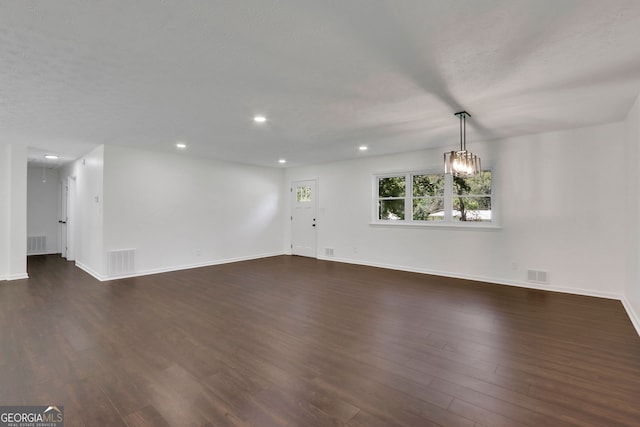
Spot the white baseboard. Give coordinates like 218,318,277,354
319,256,640,337
621,296,640,337
5,273,29,281
76,262,107,281
326,254,640,338
27,251,59,256
317,255,623,301
101,251,286,281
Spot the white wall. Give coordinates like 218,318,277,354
102,145,286,278
0,144,10,279
286,122,626,298
27,166,60,254
624,92,640,333
0,143,28,280
60,145,105,278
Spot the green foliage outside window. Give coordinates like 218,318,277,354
378,176,405,198
376,170,492,223
378,176,406,219
453,171,492,222
412,174,445,221
296,186,312,202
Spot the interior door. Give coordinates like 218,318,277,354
66,176,76,261
59,178,68,258
291,179,317,258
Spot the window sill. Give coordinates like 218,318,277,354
369,221,501,230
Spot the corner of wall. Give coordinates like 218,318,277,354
6,144,28,280
623,91,640,336
60,145,106,278
622,296,640,337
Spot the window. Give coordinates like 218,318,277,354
452,171,492,222
412,173,445,221
374,170,493,225
378,176,406,220
296,186,312,202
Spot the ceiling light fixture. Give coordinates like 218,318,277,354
444,111,480,177
359,145,368,151
254,115,267,123
278,159,286,164
176,142,187,149
44,154,59,160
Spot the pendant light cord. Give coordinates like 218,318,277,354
463,113,466,151
459,114,463,151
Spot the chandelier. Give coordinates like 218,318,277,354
444,111,480,177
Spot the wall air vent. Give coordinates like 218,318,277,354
107,249,136,277
527,269,549,284
27,236,47,255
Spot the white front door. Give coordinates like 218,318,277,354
291,179,317,258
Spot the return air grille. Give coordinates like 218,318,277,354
27,236,46,254
527,269,549,284
107,249,136,276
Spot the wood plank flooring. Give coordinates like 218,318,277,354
1,254,639,426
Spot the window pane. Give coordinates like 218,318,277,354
413,198,444,221
453,170,492,196
379,176,405,198
379,199,405,220
453,197,492,221
296,186,311,202
413,174,444,197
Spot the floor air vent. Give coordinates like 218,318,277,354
107,249,136,277
27,236,47,254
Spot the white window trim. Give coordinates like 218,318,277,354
371,169,499,229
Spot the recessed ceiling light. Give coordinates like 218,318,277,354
44,155,59,159
278,159,286,164
359,145,368,151
254,115,267,123
176,142,187,149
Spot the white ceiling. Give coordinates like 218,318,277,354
3,1,640,168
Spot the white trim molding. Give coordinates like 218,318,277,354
73,253,640,338
319,255,621,300
5,273,29,281
100,251,286,282
317,255,639,337
76,262,106,281
621,296,640,337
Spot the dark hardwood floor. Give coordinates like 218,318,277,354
1,255,639,426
